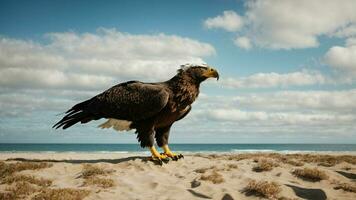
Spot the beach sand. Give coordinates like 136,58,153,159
1,152,355,200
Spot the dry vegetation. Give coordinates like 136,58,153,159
226,153,258,161
83,177,115,189
243,180,281,199
0,161,90,200
292,167,328,182
200,170,224,184
32,188,90,200
81,164,113,178
285,159,304,167
226,163,238,169
253,159,278,172
1,174,52,187
0,161,55,199
0,162,115,199
333,182,356,193
224,153,356,167
80,164,115,188
2,181,37,200
0,161,52,177
194,166,215,173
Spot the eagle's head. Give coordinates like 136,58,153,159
178,63,219,82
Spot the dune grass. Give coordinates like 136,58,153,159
292,167,328,182
1,174,52,187
83,177,115,189
285,159,304,167
225,153,356,166
0,161,54,199
194,166,215,174
226,163,238,169
0,164,112,199
2,181,37,200
253,159,278,172
80,164,115,188
334,182,356,193
0,161,52,178
243,180,281,199
32,188,90,200
81,164,113,178
200,170,224,184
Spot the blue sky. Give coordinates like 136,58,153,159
0,0,356,144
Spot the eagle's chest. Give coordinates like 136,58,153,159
153,84,198,128
174,87,199,109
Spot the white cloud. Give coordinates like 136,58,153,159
245,0,356,49
0,28,215,91
204,10,243,32
187,89,356,135
324,42,356,75
232,90,356,113
221,70,326,88
204,0,356,49
346,37,356,46
0,28,215,118
199,108,356,126
234,36,251,49
0,68,113,90
0,93,74,117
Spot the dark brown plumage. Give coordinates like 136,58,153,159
53,64,219,160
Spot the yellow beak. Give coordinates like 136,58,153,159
203,68,219,80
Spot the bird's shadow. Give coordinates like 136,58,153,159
6,156,159,165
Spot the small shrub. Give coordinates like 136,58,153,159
227,163,238,169
2,174,52,187
253,159,277,172
318,162,334,167
5,181,37,199
0,192,15,200
285,159,304,166
0,162,52,177
292,167,328,181
243,180,281,199
80,164,115,189
226,154,257,161
200,170,224,184
81,164,112,178
194,166,215,174
83,177,115,188
334,182,356,193
33,188,90,200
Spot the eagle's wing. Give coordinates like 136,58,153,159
90,81,169,120
53,81,169,129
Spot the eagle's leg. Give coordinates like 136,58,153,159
149,146,168,160
155,125,183,160
136,123,169,163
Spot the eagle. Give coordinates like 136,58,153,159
53,64,219,163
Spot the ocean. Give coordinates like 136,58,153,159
1,143,356,153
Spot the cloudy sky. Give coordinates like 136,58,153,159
1,0,356,144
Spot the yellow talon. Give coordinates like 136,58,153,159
162,145,182,160
149,146,168,160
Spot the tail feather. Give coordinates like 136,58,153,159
53,99,95,129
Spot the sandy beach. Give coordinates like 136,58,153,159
1,152,355,200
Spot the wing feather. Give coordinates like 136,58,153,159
86,81,170,121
